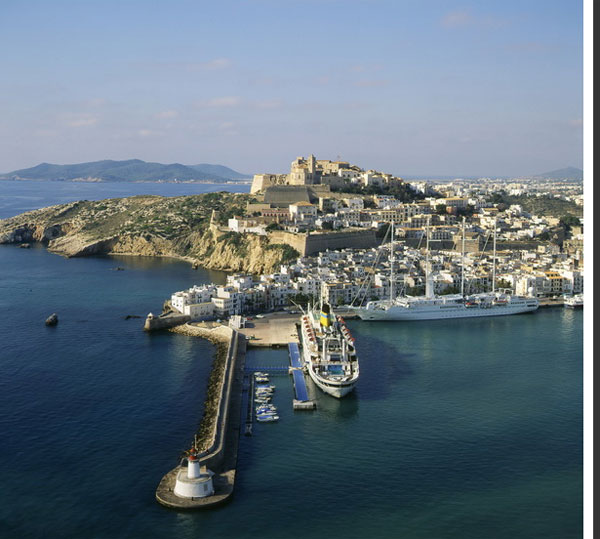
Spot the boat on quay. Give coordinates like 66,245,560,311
299,302,359,398
354,219,539,321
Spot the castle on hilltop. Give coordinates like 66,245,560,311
250,155,401,194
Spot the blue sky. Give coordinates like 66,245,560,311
0,0,584,177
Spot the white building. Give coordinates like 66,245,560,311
183,302,215,320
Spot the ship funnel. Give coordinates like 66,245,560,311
320,303,332,328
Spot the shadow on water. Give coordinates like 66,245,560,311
347,321,416,402
306,376,360,419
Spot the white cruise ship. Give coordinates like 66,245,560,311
299,303,359,398
356,291,539,321
354,218,539,321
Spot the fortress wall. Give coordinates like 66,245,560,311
268,229,377,256
304,230,378,255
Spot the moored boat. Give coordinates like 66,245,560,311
299,302,359,398
564,294,583,309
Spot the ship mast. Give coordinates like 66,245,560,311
425,217,434,299
390,220,394,302
461,216,466,297
492,218,497,293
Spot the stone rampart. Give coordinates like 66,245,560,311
268,229,377,256
144,313,191,331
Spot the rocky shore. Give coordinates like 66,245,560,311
0,194,297,274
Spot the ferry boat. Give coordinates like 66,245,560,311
299,303,359,398
354,218,539,321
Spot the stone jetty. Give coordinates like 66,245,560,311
155,325,247,509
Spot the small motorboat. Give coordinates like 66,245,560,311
256,405,277,413
255,384,275,391
256,414,279,422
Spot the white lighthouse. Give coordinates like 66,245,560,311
173,453,215,499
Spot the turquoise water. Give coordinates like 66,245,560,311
0,182,583,538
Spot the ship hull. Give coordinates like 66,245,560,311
307,367,356,398
356,303,538,321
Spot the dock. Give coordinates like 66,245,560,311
288,342,316,410
237,313,300,347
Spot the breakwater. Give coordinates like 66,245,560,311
144,312,191,331
156,324,247,509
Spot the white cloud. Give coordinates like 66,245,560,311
441,10,506,29
353,79,389,88
85,98,107,107
137,129,163,137
203,96,242,108
66,115,98,128
441,10,474,28
200,57,232,70
155,110,179,119
255,99,283,109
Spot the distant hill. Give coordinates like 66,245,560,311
1,159,250,183
189,163,250,180
534,167,583,181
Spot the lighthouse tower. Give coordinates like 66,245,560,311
173,452,215,499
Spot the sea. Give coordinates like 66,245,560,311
0,180,584,539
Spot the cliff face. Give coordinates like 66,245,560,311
0,194,297,274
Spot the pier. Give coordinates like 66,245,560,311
288,342,316,410
155,328,247,509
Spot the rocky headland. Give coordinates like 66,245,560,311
0,193,298,274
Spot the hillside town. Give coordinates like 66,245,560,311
168,155,584,321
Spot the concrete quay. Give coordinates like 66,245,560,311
155,330,247,510
538,298,565,308
238,313,300,347
234,309,357,348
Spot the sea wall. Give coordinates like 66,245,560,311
156,324,246,509
168,324,242,468
144,313,191,331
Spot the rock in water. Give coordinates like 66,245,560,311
45,313,58,326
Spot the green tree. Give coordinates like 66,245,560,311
376,222,391,239
559,214,581,230
440,286,459,295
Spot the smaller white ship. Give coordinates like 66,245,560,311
564,294,583,309
299,302,359,398
354,218,539,321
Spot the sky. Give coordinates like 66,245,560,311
0,0,585,177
